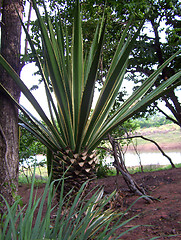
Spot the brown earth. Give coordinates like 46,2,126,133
18,167,181,240
91,167,181,239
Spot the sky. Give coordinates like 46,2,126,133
20,64,49,118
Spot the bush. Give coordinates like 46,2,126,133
96,159,113,178
134,114,173,128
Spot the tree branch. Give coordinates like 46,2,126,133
156,105,179,126
116,135,175,168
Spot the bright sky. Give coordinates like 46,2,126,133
20,63,49,119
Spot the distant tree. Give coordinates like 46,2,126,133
19,113,46,167
27,0,180,125
127,0,181,125
133,114,173,128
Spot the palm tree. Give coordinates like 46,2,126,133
0,0,180,197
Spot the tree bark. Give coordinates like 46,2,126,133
108,135,156,203
0,0,23,213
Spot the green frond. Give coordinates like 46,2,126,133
0,0,180,178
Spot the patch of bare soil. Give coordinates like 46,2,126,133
18,167,181,239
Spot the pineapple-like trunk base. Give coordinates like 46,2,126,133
52,148,97,199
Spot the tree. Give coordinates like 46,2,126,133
19,113,46,181
0,0,180,201
0,0,23,212
30,0,181,125
127,0,181,124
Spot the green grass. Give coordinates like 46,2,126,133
3,172,140,240
18,174,47,186
134,123,181,145
106,163,181,176
128,163,181,174
19,166,48,185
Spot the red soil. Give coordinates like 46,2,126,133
18,167,181,239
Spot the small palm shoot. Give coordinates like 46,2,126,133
0,172,142,240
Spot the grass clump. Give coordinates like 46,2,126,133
1,169,140,240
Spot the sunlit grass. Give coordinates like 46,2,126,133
19,166,48,185
134,123,181,145
106,163,181,176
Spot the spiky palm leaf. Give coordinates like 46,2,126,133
0,0,180,197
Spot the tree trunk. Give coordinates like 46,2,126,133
108,135,156,203
0,0,23,213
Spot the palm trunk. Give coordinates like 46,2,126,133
52,148,97,198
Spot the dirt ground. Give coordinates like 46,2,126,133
18,167,181,239
91,167,181,239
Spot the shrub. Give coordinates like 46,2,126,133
96,159,113,178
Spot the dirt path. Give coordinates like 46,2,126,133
18,167,181,239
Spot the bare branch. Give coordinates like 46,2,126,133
97,146,113,155
116,135,175,168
